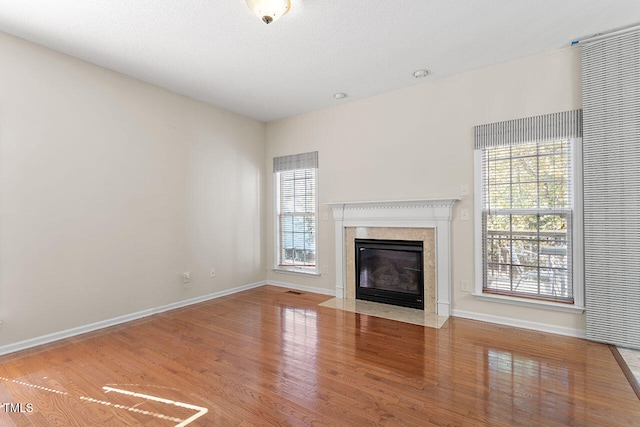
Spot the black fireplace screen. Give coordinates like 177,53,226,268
355,239,424,309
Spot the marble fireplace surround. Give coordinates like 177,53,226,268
328,199,458,316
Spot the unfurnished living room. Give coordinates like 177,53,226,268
1,1,640,426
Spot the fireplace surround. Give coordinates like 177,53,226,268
328,199,458,316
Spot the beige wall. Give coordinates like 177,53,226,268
265,47,585,332
0,33,266,346
0,30,586,349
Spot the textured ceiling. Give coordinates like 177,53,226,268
1,1,639,122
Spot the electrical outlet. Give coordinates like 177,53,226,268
322,265,329,275
183,272,191,283
460,279,470,292
210,267,216,278
460,184,469,197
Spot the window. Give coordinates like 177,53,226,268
274,152,318,274
474,111,583,306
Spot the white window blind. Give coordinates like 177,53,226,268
474,110,582,304
274,152,318,272
582,29,640,349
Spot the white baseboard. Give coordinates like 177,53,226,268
452,309,587,339
0,284,587,356
0,281,266,356
265,280,335,296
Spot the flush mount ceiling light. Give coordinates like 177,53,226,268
333,92,347,100
245,0,291,24
413,69,431,78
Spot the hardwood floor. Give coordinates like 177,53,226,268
0,285,639,426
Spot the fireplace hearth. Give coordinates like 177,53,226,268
356,239,424,310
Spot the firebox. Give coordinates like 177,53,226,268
355,238,424,310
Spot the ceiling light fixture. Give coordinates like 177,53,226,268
413,69,430,78
245,0,291,24
333,92,347,100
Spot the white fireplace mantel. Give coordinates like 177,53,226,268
327,198,459,316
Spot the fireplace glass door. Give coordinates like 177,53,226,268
355,239,424,309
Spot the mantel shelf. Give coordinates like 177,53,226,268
325,198,459,208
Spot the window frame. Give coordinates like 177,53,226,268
273,166,319,276
473,137,584,312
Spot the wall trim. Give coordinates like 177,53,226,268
0,282,586,356
0,281,266,356
0,281,333,356
452,309,586,339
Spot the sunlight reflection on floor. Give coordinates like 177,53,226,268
0,376,208,426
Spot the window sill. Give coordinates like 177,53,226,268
272,268,321,277
471,292,585,314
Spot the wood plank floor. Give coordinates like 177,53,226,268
0,285,639,426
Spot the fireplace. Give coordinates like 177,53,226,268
328,199,458,316
356,239,424,309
